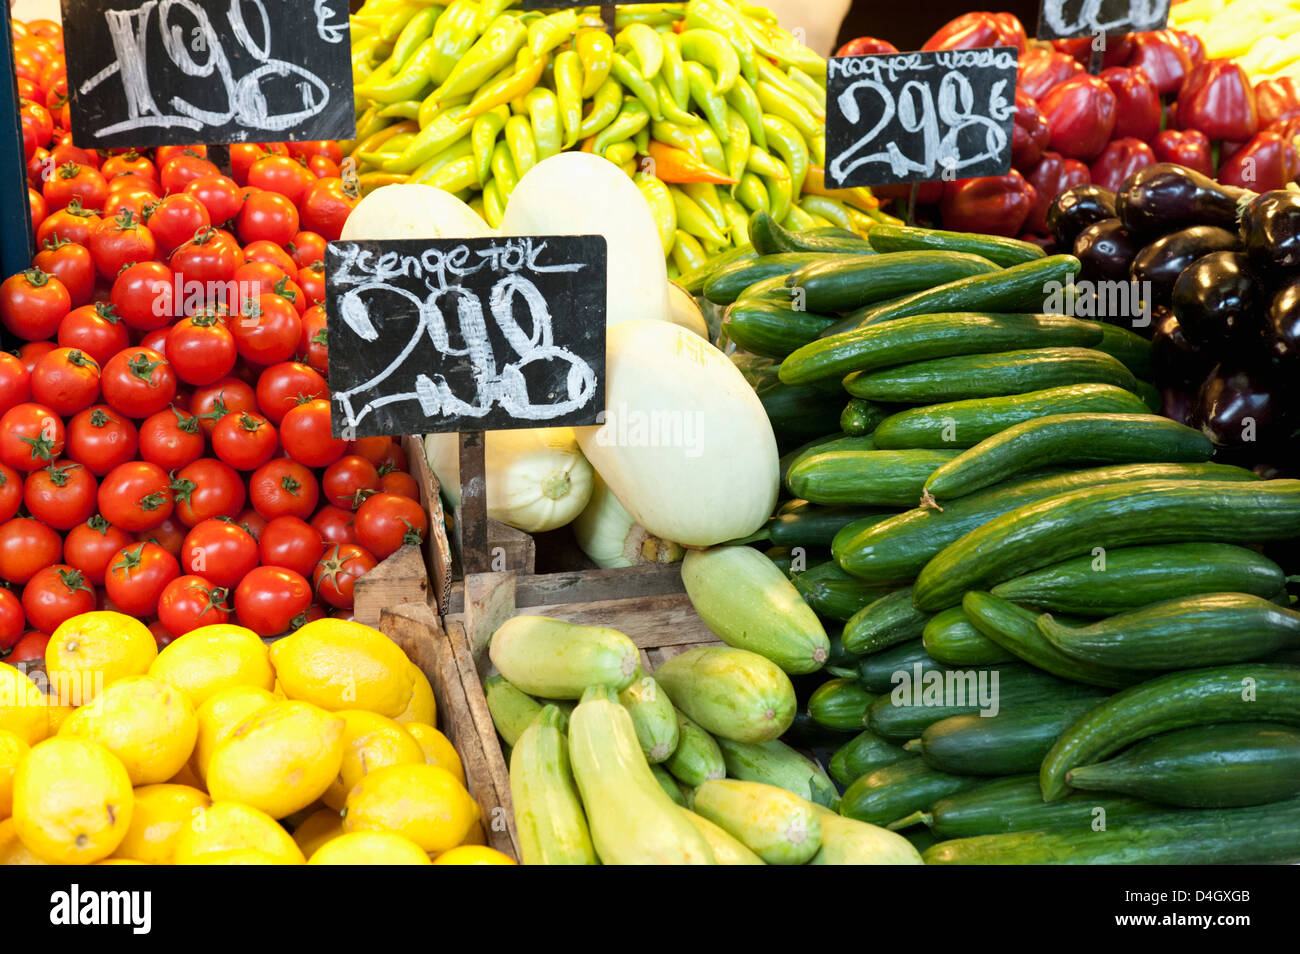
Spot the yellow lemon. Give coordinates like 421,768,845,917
292,807,344,857
167,760,205,790
460,819,486,847
46,612,156,704
394,665,436,725
343,763,479,853
179,848,293,865
59,676,197,785
404,723,465,785
432,845,517,865
172,801,304,864
308,831,432,865
0,663,47,744
0,729,30,819
190,686,277,782
12,737,133,864
205,701,345,818
97,858,148,864
0,817,46,865
269,619,414,717
322,710,424,810
41,693,75,734
148,624,274,707
111,784,211,864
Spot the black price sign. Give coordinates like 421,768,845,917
325,236,607,439
825,47,1019,190
1037,0,1172,40
60,0,355,149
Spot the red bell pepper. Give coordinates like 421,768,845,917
1256,78,1300,128
991,13,1029,54
940,170,1037,237
1124,30,1191,97
835,36,900,58
1175,59,1258,143
871,181,944,204
1052,34,1134,70
1217,130,1300,192
1152,128,1214,177
1018,48,1084,101
922,12,1025,53
1100,66,1162,143
1012,89,1051,170
1171,29,1206,69
1089,137,1159,192
1024,151,1091,235
1268,117,1300,144
1039,74,1118,162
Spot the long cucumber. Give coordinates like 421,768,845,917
857,639,946,694
703,252,831,305
921,607,1014,666
839,757,983,827
786,448,959,507
922,775,1154,839
1083,320,1153,377
807,677,876,730
787,251,1001,313
916,700,1103,777
865,223,1046,266
769,501,896,549
842,587,931,655
829,729,913,786
791,560,894,621
840,398,891,435
723,299,836,358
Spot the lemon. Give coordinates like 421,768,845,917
112,784,211,863
0,663,47,744
97,858,148,864
12,737,134,864
172,801,304,864
190,686,277,782
179,848,293,865
343,763,479,853
46,612,156,704
59,676,198,785
0,729,30,819
460,819,486,847
394,665,436,725
308,831,432,865
0,817,46,865
404,723,466,785
206,701,345,818
433,845,517,865
269,619,414,717
148,624,274,707
167,760,205,790
41,693,75,735
322,710,424,810
292,807,344,857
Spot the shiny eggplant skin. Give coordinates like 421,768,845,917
1269,278,1300,360
1240,190,1300,273
1130,225,1240,307
1151,309,1217,389
1074,218,1141,284
1170,251,1264,346
1047,184,1118,250
1193,361,1293,453
1115,163,1248,234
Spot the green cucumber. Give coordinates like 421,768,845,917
786,448,959,507
1037,593,1300,670
676,243,755,295
764,546,797,576
838,462,1257,586
779,312,1104,386
917,700,1103,777
842,587,931,655
655,646,798,744
619,670,681,763
787,251,1000,313
840,757,983,827
1039,663,1300,800
758,378,847,444
1065,722,1300,808
843,347,1141,404
923,413,1214,502
715,737,840,808
840,398,890,436
778,433,860,488
914,478,1300,611
829,729,913,786
990,543,1287,614
922,775,1153,839
781,711,859,750
749,211,875,255
921,607,1014,666
1082,320,1153,377
703,252,837,305
791,560,894,621
663,709,726,788
871,384,1151,450
824,627,857,676
850,254,1081,325
769,501,895,549
807,677,876,730
723,299,837,358
857,639,946,694
865,223,1046,266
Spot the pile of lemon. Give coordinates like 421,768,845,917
0,611,514,865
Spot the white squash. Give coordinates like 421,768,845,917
425,428,594,533
501,153,670,327
667,282,710,339
341,183,496,241
575,320,779,547
573,474,684,569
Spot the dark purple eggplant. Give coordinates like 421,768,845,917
1170,251,1264,346
1151,309,1217,388
1193,361,1290,450
1269,278,1300,358
1073,218,1140,284
1160,388,1197,427
1114,163,1248,235
1130,225,1239,307
1046,184,1117,250
1240,190,1300,272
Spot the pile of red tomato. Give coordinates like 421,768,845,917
1,19,429,659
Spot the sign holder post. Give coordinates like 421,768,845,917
458,432,490,575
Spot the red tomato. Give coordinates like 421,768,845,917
286,141,342,165
243,239,298,278
42,161,107,212
234,565,312,636
105,541,179,616
211,411,277,471
377,468,420,500
172,458,245,527
258,515,324,579
313,543,376,609
101,185,156,221
0,402,65,471
295,262,324,308
137,407,205,470
24,460,97,530
65,405,139,476
307,155,341,180
157,574,232,635
190,376,257,435
0,589,25,651
64,515,135,586
183,174,243,227
249,458,318,521
234,508,267,542
322,455,380,510
255,361,326,425
169,227,241,287
36,202,100,247
236,191,299,246
159,153,221,194
33,239,94,306
156,145,207,166
299,178,357,241
19,100,53,159
88,208,156,279
100,347,176,419
17,342,57,376
180,518,259,588
0,463,21,522
110,262,174,332
28,187,47,235
279,398,344,468
7,630,50,662
57,303,130,367
0,517,62,584
135,513,187,559
166,309,237,386
229,144,271,185
246,156,314,206
98,461,173,533
144,192,210,256
50,143,100,173
147,620,177,649
354,492,428,560
296,305,328,374
22,564,96,634
0,354,31,417
232,292,301,366
30,346,100,416
288,231,327,271
310,505,358,547
374,441,409,474
101,150,157,183
0,267,71,342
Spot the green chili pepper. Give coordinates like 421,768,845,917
671,186,729,248
378,1,424,43
412,135,476,183
784,203,818,231
761,113,809,200
787,65,827,109
528,9,577,57
724,76,767,151
434,14,527,105
651,119,705,161
635,171,678,255
593,98,650,156
797,195,857,233
504,114,538,177
428,154,479,193
723,107,751,186
377,100,422,120
677,29,739,95
576,77,623,140
389,5,442,73
523,87,562,160
747,147,793,223
430,0,487,85
472,105,509,188
717,190,752,245
756,56,825,122
671,228,708,273
418,89,470,129
694,123,728,176
617,23,663,81
654,76,703,127
682,182,728,233
809,134,826,168
576,28,614,99
683,1,758,85
490,141,519,197
482,179,505,228
381,105,475,173
604,141,638,167
755,80,819,140
659,31,689,109
614,5,682,29
683,61,729,144
357,37,437,103
554,50,584,148
610,54,664,122
634,126,650,154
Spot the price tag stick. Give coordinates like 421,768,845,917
602,4,616,35
208,143,233,177
1088,43,1104,75
458,430,492,575
906,182,920,226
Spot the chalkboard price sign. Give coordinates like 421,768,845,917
1037,0,1172,40
60,0,355,149
825,47,1019,190
326,236,607,439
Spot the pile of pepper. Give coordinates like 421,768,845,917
347,0,895,278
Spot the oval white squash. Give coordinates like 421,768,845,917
341,183,496,241
501,153,670,327
667,282,710,339
425,428,594,533
575,320,779,547
573,473,684,569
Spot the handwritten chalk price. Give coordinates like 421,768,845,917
1036,0,1172,40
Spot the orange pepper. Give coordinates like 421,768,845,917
645,141,735,185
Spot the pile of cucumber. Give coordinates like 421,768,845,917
692,213,1300,864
